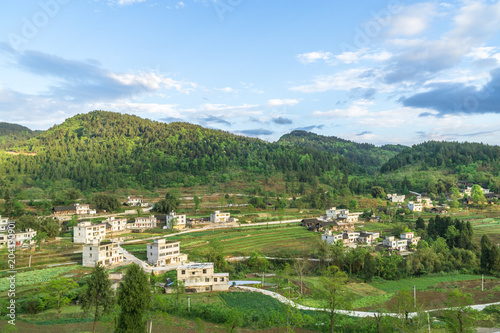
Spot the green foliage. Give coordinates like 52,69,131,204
1,111,351,191
0,265,77,292
80,263,115,333
153,191,180,214
92,193,120,212
116,263,151,333
42,277,79,318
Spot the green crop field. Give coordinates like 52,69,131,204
0,265,80,292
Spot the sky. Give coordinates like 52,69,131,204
2,0,500,146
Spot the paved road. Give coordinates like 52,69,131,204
236,286,500,319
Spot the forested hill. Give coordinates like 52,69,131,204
278,130,406,173
0,111,356,191
0,122,37,149
380,141,500,174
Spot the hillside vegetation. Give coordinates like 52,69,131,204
0,111,354,191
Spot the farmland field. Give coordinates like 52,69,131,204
123,224,319,258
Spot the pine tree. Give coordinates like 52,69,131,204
81,263,115,333
116,264,151,333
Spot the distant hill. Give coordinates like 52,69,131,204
278,130,406,173
0,111,354,191
0,122,38,149
381,141,500,174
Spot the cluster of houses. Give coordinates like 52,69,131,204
301,207,361,232
321,229,421,252
0,215,37,249
81,237,229,293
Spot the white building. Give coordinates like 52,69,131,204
387,193,406,203
128,215,157,229
358,231,380,245
166,211,187,230
147,239,187,266
401,232,421,247
408,201,423,212
0,229,37,248
325,207,361,222
321,232,344,244
127,196,143,206
104,217,128,234
210,211,230,223
0,215,10,232
75,203,94,215
82,240,123,267
73,221,107,244
176,263,229,293
383,236,409,251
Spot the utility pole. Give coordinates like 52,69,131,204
414,285,416,308
482,274,484,291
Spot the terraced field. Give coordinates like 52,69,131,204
122,225,319,259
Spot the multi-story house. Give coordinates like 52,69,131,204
147,239,187,266
408,201,423,212
104,217,128,234
128,215,157,229
166,211,187,230
0,229,37,248
210,211,230,223
400,232,421,247
387,193,406,203
358,231,380,245
324,207,360,223
73,221,107,244
321,232,344,244
175,262,229,293
82,240,123,267
127,196,143,206
383,236,409,251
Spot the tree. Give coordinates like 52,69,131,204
81,263,115,333
116,264,151,333
293,256,311,295
43,277,78,318
363,252,376,282
32,232,47,250
371,186,386,199
314,266,352,333
480,235,499,273
193,195,200,210
207,240,226,271
92,193,120,212
471,184,486,205
154,192,180,214
442,289,477,333
394,289,415,330
416,217,425,231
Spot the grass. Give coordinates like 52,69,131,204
369,274,494,293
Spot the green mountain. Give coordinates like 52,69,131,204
0,111,354,191
278,130,406,174
0,122,37,149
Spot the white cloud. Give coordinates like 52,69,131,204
387,2,438,37
291,68,393,93
313,100,373,118
296,51,332,64
267,98,300,107
112,0,146,5
334,48,392,64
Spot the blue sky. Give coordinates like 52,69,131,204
2,0,500,146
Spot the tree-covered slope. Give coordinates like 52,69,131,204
381,141,500,174
0,111,355,191
0,122,38,149
278,130,406,173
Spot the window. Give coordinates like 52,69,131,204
214,278,217,282
192,272,195,275
89,247,92,250
220,278,224,282
205,278,209,282
203,269,207,274
89,254,92,257
205,287,210,291
181,270,186,275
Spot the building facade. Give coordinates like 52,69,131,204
210,211,230,223
128,215,157,229
82,240,123,267
73,221,107,244
166,211,187,230
0,229,37,248
176,262,229,292
147,239,187,266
